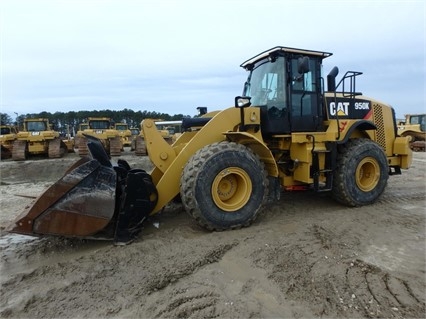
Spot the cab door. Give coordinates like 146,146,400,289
289,57,323,132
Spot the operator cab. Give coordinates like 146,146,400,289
239,46,332,135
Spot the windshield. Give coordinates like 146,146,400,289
243,56,286,107
90,121,110,129
1,127,11,135
116,125,128,131
27,121,47,132
411,114,426,132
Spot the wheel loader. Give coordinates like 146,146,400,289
0,125,18,159
76,117,122,157
397,114,425,151
11,118,67,161
9,46,412,245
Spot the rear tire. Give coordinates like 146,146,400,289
332,139,388,206
180,141,268,231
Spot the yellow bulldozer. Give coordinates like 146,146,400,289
129,127,140,151
0,125,18,159
9,46,412,245
76,117,122,157
397,114,425,151
73,123,89,151
133,119,174,156
114,122,132,148
11,118,68,161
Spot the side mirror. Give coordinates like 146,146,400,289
235,96,251,108
297,56,310,74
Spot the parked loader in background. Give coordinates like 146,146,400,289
115,123,132,148
11,118,67,161
397,114,425,151
0,125,18,159
76,117,122,157
10,46,412,245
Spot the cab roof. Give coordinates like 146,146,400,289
240,46,332,68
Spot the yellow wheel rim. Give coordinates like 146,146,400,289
211,167,252,212
355,157,380,192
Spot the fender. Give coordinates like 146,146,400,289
338,120,376,144
144,107,251,215
224,131,279,177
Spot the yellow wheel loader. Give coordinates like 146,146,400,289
11,118,67,161
76,117,122,157
9,46,412,244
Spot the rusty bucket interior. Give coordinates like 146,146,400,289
9,137,119,239
9,135,158,244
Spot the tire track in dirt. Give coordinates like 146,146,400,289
249,223,425,318
0,237,237,318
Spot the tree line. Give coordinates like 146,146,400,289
0,108,190,133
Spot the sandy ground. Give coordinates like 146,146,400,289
0,150,425,319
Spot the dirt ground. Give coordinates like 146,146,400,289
0,150,425,319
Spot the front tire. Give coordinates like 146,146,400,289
332,139,388,206
180,141,268,231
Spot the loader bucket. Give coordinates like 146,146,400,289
9,135,158,244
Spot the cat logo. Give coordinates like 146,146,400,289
329,101,349,117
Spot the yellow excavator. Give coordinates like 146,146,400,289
9,46,412,244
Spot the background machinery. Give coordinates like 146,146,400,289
10,46,412,244
76,117,122,157
11,118,67,161
74,123,89,150
133,120,175,156
129,127,140,151
0,125,18,159
397,114,425,151
115,123,132,148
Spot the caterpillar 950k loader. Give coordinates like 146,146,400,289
9,46,412,244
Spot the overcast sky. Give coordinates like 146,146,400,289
1,0,425,120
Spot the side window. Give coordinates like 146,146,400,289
290,57,320,118
291,59,317,92
411,116,419,125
